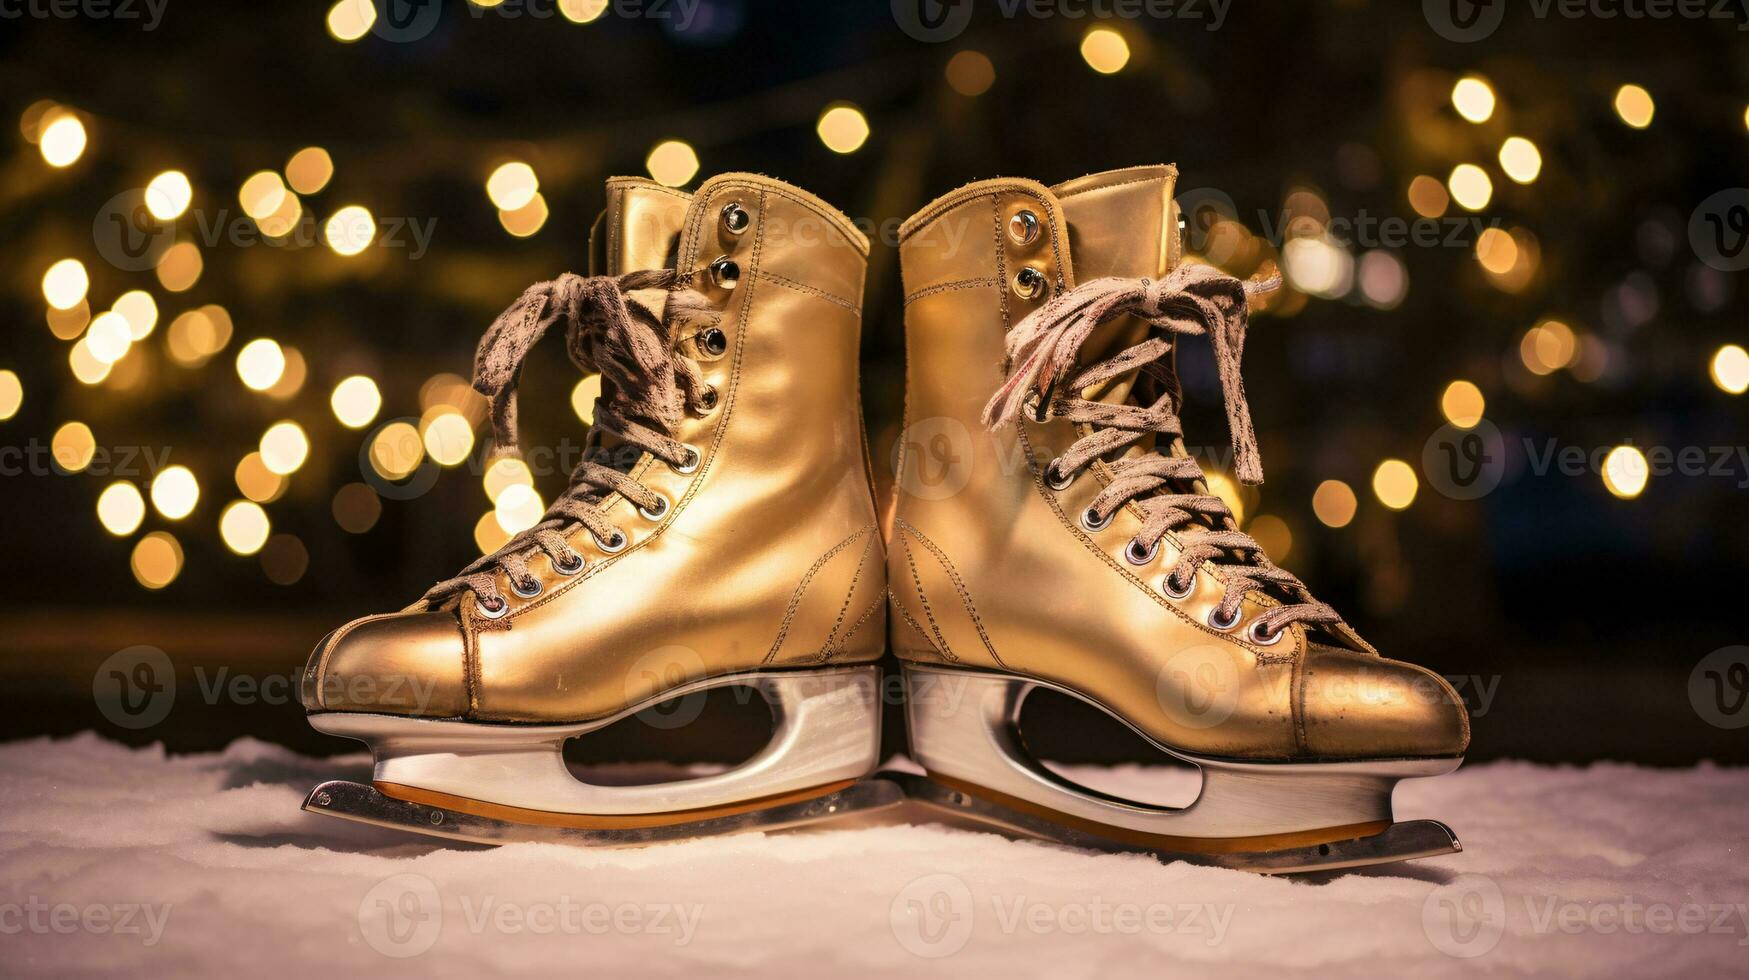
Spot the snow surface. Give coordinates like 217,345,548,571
2,734,1746,978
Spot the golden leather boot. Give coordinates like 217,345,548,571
299,174,896,844
889,166,1470,872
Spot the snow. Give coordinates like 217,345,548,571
2,734,1745,978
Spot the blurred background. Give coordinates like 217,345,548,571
3,0,1745,767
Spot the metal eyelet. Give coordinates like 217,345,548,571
1079,507,1112,533
699,328,728,358
708,256,740,290
593,529,628,554
638,494,669,521
1125,538,1160,566
1013,266,1048,300
553,551,585,576
1163,570,1196,600
475,595,509,620
1209,606,1242,631
1044,457,1076,491
671,445,701,474
511,576,543,599
1250,620,1285,646
1008,210,1040,246
721,202,750,236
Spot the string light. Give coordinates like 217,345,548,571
1312,480,1358,529
1451,76,1496,123
1372,459,1419,511
324,205,376,256
219,501,272,555
816,104,870,154
42,258,89,310
150,465,201,520
486,161,539,211
1080,27,1130,74
1498,137,1543,184
1602,445,1649,499
39,112,86,167
331,375,383,428
326,0,375,41
236,338,287,391
1448,164,1493,211
131,532,183,590
1441,380,1486,428
1613,84,1654,129
144,170,193,220
1710,344,1749,395
0,370,20,421
97,481,147,536
260,421,311,475
646,140,700,187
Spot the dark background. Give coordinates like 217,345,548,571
3,0,1746,766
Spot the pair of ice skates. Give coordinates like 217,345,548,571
301,167,1469,873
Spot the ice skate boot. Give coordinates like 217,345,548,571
888,166,1469,872
300,174,898,845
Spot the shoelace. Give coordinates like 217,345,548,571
983,263,1343,641
423,269,719,613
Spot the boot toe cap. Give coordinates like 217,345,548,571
1299,646,1470,760
300,611,469,718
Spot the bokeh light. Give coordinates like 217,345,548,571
52,421,96,472
1080,27,1130,74
1357,251,1408,309
331,375,383,428
1711,344,1749,395
1372,459,1419,511
39,113,86,167
559,0,609,22
1407,175,1449,218
113,290,159,340
97,482,146,536
145,170,193,220
86,312,134,365
475,511,512,553
499,193,550,237
816,104,870,154
1475,227,1519,275
1312,479,1358,529
484,456,534,503
42,258,89,310
260,534,310,585
47,301,90,340
324,205,376,256
646,140,700,187
69,340,111,385
285,146,334,194
236,338,286,391
572,374,602,424
1613,84,1655,129
1246,514,1292,562
1441,380,1486,428
494,483,545,535
1448,164,1493,211
0,370,20,421
156,242,203,292
220,500,271,555
260,421,310,475
326,0,375,41
234,452,287,503
239,170,288,220
150,465,200,520
1451,76,1496,123
1520,319,1578,375
422,410,475,466
945,50,995,96
131,532,183,590
1498,137,1543,184
486,161,539,211
332,482,382,533
1602,445,1649,499
370,421,425,480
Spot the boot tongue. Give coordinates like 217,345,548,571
591,178,691,276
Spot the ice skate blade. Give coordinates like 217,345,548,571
894,773,1460,874
302,777,904,847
